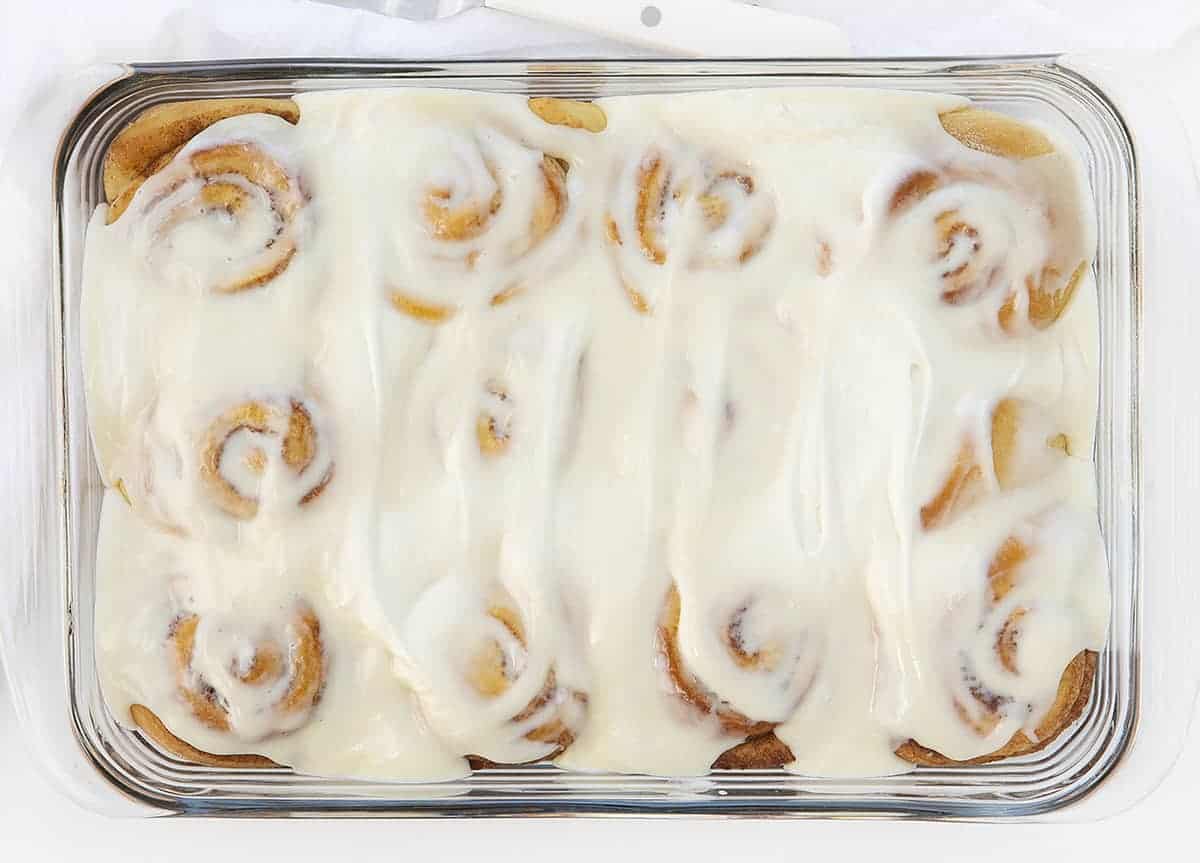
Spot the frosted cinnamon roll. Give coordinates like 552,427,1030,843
897,507,1104,765
112,116,306,295
103,97,300,221
657,584,818,752
920,397,1070,530
160,602,325,742
883,156,1088,333
403,579,587,764
115,394,334,534
606,147,775,313
199,397,335,521
389,129,571,322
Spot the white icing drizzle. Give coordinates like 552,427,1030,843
82,88,1109,780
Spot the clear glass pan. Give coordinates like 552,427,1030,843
11,56,1190,820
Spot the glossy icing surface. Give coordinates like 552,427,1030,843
83,88,1109,779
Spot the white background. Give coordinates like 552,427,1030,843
3,0,1200,858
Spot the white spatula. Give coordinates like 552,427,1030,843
310,0,850,56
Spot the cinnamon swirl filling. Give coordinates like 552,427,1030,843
166,603,325,742
199,397,334,521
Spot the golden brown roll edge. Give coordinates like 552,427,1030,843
103,97,301,223
894,648,1098,767
711,732,796,770
937,107,1055,160
129,703,277,769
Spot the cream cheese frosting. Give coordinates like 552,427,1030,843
82,87,1109,780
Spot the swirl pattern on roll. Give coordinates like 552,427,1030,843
401,578,587,765
657,584,820,739
388,126,574,323
606,145,776,314
166,603,325,742
199,397,335,521
115,114,307,295
880,157,1089,334
920,398,1071,530
895,506,1104,764
112,393,335,538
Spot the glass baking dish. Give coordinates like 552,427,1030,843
8,56,1199,820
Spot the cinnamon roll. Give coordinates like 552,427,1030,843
884,155,1088,333
404,579,587,764
389,131,571,322
897,508,1103,765
657,584,817,765
163,603,326,742
112,119,306,295
920,397,1070,530
115,394,335,534
103,97,300,222
199,397,335,521
606,147,775,313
